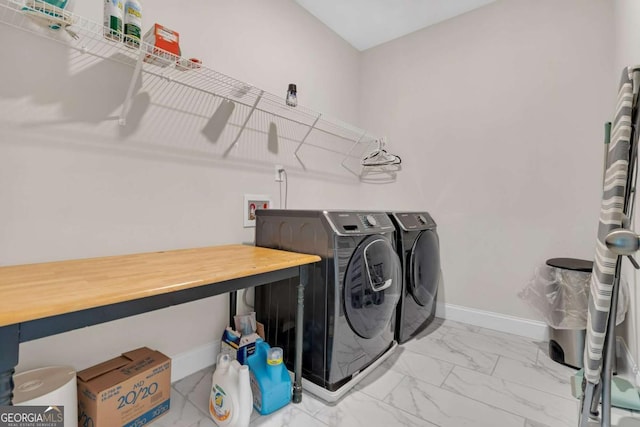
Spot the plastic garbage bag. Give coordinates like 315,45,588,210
519,264,628,329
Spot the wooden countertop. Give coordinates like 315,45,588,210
0,245,320,327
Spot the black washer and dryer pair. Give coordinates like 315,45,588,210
388,212,441,343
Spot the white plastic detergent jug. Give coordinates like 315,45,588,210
210,353,253,427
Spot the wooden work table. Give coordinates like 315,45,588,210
0,244,320,405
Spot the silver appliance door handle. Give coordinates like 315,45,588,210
363,238,393,292
372,278,392,292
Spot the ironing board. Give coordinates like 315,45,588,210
580,66,640,426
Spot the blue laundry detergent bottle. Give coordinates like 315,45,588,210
247,340,292,415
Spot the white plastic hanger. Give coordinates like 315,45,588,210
361,138,401,167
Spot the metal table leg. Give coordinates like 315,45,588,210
292,266,308,404
0,325,20,405
229,291,238,327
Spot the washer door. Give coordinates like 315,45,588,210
409,230,440,307
344,235,401,339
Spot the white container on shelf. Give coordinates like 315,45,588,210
21,0,74,30
123,0,141,48
103,0,123,41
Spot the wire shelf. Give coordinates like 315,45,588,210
0,0,392,176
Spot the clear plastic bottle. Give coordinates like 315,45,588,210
286,83,297,107
123,0,142,48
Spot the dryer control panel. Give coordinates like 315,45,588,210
324,211,395,235
391,212,437,231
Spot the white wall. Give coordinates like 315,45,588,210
613,0,640,376
0,0,364,375
0,0,620,380
358,0,615,319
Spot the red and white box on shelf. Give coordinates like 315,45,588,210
143,23,181,67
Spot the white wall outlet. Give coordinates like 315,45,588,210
275,165,284,182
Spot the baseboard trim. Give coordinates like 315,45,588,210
170,342,218,383
436,302,549,341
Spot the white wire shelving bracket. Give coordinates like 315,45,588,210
0,0,394,176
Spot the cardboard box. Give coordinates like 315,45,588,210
143,23,181,67
77,347,171,427
220,323,265,365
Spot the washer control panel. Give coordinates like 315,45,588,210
392,212,437,231
363,214,377,227
325,212,394,235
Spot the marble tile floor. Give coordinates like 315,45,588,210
157,318,640,427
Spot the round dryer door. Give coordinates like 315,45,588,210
409,230,440,308
344,235,401,339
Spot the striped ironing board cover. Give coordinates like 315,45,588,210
584,66,638,384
